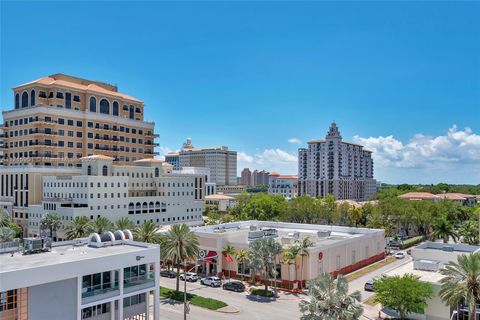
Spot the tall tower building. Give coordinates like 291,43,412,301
240,168,252,186
178,139,237,186
2,73,158,167
298,123,375,200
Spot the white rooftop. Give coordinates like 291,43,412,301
385,261,445,284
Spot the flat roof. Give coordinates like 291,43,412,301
193,220,384,248
385,262,445,284
0,240,158,274
416,242,480,253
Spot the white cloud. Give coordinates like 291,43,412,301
238,148,297,174
288,138,302,144
353,125,480,183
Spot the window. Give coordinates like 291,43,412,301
65,92,71,109
73,95,80,102
68,119,73,126
77,121,82,127
87,166,92,175
99,99,110,114
15,93,19,109
102,165,108,176
30,90,35,106
135,107,141,113
21,92,28,108
58,118,65,125
129,106,134,119
113,101,119,116
89,97,96,112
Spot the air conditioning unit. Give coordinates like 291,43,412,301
317,230,331,238
414,259,441,272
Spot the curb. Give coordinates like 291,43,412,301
216,306,241,313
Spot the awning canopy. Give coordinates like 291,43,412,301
223,253,233,263
200,250,218,263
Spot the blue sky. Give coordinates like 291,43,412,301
1,1,479,184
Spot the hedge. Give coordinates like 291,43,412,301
249,288,275,297
399,235,424,249
160,287,227,310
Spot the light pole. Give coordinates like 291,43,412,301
183,262,200,320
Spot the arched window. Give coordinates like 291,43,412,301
129,106,135,119
100,99,110,115
21,92,28,108
15,94,19,109
102,165,108,176
87,165,92,176
155,167,159,177
89,97,97,112
30,90,35,106
135,107,141,113
112,101,119,116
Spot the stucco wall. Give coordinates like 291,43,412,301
28,278,77,320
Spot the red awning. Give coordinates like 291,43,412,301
201,251,218,263
223,253,233,263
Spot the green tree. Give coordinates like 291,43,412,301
459,220,479,245
297,237,314,289
0,227,16,242
299,273,363,320
115,217,136,230
248,238,282,292
134,221,160,243
374,274,433,319
65,216,92,240
159,224,199,292
431,216,458,243
222,244,236,279
281,248,296,290
89,216,113,234
235,249,250,282
348,206,362,227
439,253,480,320
40,212,62,240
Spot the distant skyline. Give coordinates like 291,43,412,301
1,1,479,184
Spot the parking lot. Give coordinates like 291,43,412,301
159,275,304,320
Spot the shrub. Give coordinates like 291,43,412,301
250,288,275,297
400,235,424,249
160,287,227,310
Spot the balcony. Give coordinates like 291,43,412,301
123,271,155,293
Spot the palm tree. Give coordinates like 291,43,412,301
89,217,113,234
248,238,283,292
159,224,199,292
299,273,363,320
439,253,480,320
348,206,362,227
40,212,62,240
281,248,296,290
115,217,136,231
431,216,458,243
222,244,236,280
65,216,92,240
235,249,250,282
0,227,16,242
134,221,160,243
0,210,11,227
297,236,314,289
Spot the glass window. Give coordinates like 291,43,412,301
15,93,19,109
89,97,96,112
99,99,110,114
21,92,28,108
73,95,80,102
65,92,71,109
30,90,35,106
129,106,135,119
113,101,119,116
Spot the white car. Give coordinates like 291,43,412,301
180,272,198,282
200,276,222,287
394,252,405,259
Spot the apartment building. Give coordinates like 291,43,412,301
0,128,4,166
252,169,269,186
178,138,237,186
298,123,376,201
240,168,252,186
268,172,298,199
0,231,160,320
26,155,205,238
2,73,158,167
177,167,216,196
165,152,179,170
193,221,385,286
0,166,80,235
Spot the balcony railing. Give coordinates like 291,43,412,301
123,271,155,288
82,283,119,298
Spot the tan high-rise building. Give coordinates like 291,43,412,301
240,168,252,186
2,73,158,167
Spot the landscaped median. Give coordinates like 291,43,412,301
345,256,396,282
249,288,275,298
160,286,228,310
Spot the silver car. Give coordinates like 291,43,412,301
201,276,222,287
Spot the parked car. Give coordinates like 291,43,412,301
222,281,245,292
160,269,177,278
364,280,375,292
180,272,199,282
394,252,405,259
201,276,222,287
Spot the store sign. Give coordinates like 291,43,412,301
248,228,278,240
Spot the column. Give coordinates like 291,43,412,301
118,268,124,320
216,250,222,276
77,276,82,320
153,262,160,320
110,300,115,320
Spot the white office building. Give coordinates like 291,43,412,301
298,123,376,201
268,173,298,199
178,138,237,186
27,155,205,238
0,231,160,320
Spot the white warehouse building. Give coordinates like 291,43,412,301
27,155,205,238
